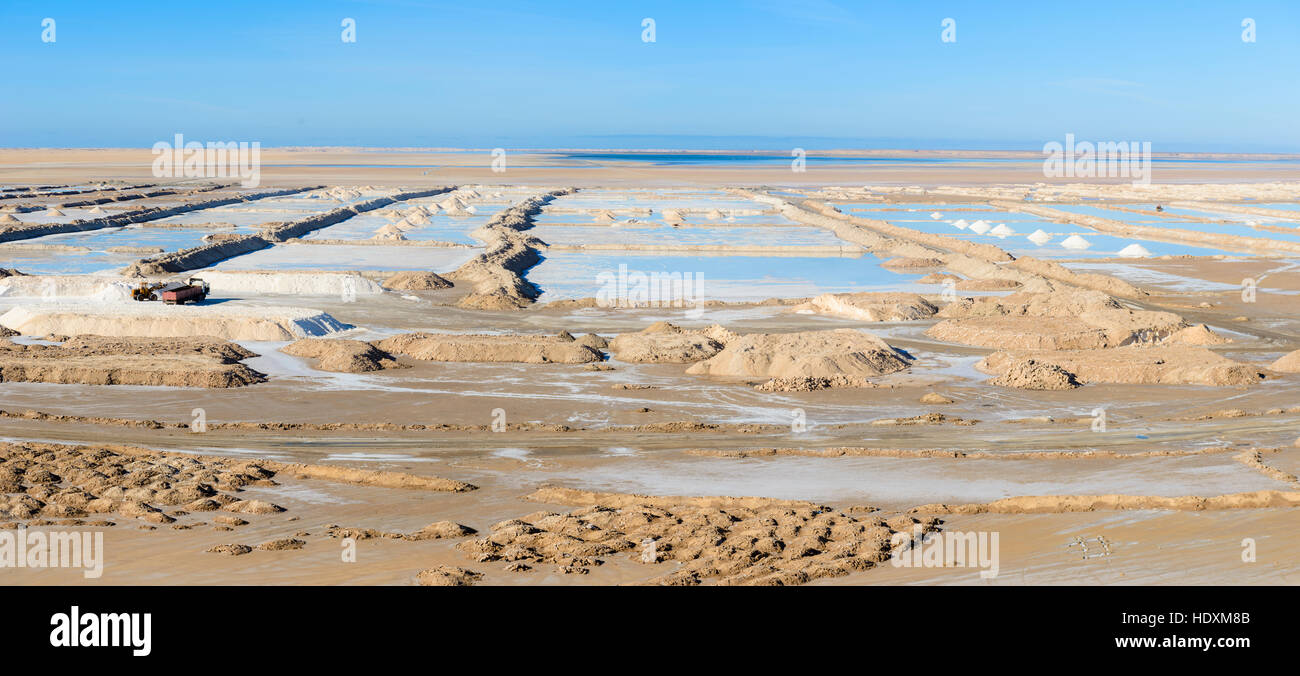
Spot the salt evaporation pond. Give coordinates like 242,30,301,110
530,223,852,248
211,242,482,272
528,251,924,302
9,224,219,251
304,212,488,244
0,248,139,275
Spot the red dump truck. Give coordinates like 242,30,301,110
132,277,209,304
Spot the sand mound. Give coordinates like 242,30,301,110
979,346,1267,387
575,333,608,349
0,275,135,300
376,332,602,364
196,271,385,297
988,359,1081,390
381,271,453,291
919,392,954,404
456,488,938,585
686,329,911,379
917,272,961,284
954,278,1022,291
793,292,937,322
0,336,265,388
609,323,731,363
1165,323,1231,346
930,291,1186,349
881,257,944,271
282,339,405,373
0,214,20,223
0,304,351,342
593,210,618,224
417,565,482,586
1270,349,1300,373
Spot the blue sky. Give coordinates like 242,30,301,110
1,1,1297,150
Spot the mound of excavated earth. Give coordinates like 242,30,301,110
792,292,937,322
0,441,283,524
455,487,938,585
1164,323,1232,346
0,303,351,341
1270,349,1300,373
608,322,735,363
686,328,912,379
376,332,602,364
988,359,1081,390
0,336,266,388
381,270,454,291
978,346,1267,388
929,290,1186,350
281,339,406,373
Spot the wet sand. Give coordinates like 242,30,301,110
2,154,1299,585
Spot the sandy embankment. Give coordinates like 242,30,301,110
281,338,405,373
376,331,602,363
790,292,938,321
926,290,1187,350
0,186,313,245
0,336,266,387
444,189,573,309
0,303,350,341
976,346,1268,387
123,186,454,276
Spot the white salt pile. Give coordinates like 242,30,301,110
989,223,1016,237
1027,229,1052,245
930,212,943,220
1060,234,1093,250
1117,243,1152,258
969,220,992,235
951,219,969,230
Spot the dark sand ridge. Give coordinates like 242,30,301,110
122,186,455,276
443,188,573,309
0,185,316,244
